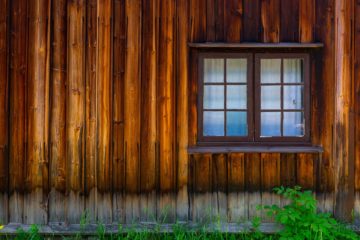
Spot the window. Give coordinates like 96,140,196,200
198,52,310,144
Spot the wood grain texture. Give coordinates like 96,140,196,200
124,0,141,222
211,154,227,221
84,0,97,223
280,0,299,42
25,0,51,224
224,0,243,42
355,0,360,219
297,153,314,190
243,0,261,41
261,0,280,43
0,0,9,224
333,0,355,221
112,0,126,223
245,153,261,219
140,0,158,221
66,0,86,223
299,0,315,42
49,0,67,223
9,0,28,223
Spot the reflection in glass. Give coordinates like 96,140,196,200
204,58,224,83
204,85,224,109
261,59,281,83
284,59,303,83
227,85,247,109
203,111,224,136
283,112,304,136
226,111,247,136
261,86,281,110
261,112,281,137
284,86,303,109
227,59,247,83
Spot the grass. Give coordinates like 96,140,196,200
2,187,359,239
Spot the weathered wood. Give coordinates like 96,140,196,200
96,0,113,223
176,0,189,221
206,0,215,41
280,153,296,207
25,0,50,224
228,153,247,222
124,0,141,222
243,0,261,41
9,0,28,224
299,0,315,42
315,0,336,213
224,0,243,42
261,153,280,222
261,0,280,43
354,0,360,220
0,0,9,224
158,0,176,222
66,0,86,223
245,153,261,219
84,0,97,223
215,0,225,41
49,0,67,223
188,42,324,49
333,0,355,221
190,0,206,43
297,153,314,190
112,0,126,223
211,154,227,221
280,0,299,42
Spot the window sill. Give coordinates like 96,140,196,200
188,145,324,154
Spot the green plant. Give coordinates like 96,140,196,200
15,225,42,240
259,186,359,240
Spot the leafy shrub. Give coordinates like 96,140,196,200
259,186,359,240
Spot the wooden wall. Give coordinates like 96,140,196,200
0,0,358,224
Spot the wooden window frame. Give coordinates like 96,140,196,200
197,52,311,145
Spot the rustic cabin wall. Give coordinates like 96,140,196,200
0,0,356,225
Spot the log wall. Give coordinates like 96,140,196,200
0,0,358,224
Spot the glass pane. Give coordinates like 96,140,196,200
227,85,247,109
204,85,224,109
203,111,224,136
226,111,247,136
284,59,303,83
261,59,281,83
283,112,305,136
284,86,303,109
261,86,281,110
227,58,247,83
204,58,224,83
261,112,281,137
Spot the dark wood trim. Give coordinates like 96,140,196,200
188,145,324,154
188,42,324,49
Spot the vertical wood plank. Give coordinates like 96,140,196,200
354,0,360,221
96,0,113,223
245,153,261,220
190,0,206,43
9,0,28,224
261,153,280,222
261,0,280,43
84,0,97,223
112,0,126,223
299,0,315,43
211,154,227,221
215,0,225,41
206,0,215,41
0,0,9,224
67,0,86,223
158,0,176,222
176,0,189,221
243,0,261,41
25,0,50,224
49,0,67,223
280,153,296,207
228,153,247,222
297,153,314,190
191,154,212,223
315,0,335,213
333,0,355,221
124,0,141,223
140,0,158,222
280,0,299,42
224,0,243,42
